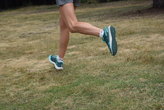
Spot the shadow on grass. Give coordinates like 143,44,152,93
77,2,164,21
77,5,151,21
122,7,164,17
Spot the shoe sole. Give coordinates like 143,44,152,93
108,26,117,56
48,55,63,70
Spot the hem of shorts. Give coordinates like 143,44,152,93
57,1,80,7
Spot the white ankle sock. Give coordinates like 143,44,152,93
99,29,104,38
57,56,63,62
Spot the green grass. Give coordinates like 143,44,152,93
0,0,164,110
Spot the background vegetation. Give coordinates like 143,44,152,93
0,0,164,10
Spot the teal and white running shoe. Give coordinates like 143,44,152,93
48,55,64,70
102,26,117,56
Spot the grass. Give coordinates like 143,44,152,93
0,0,164,110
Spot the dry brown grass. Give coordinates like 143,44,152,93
0,0,164,110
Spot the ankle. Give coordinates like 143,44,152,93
58,55,64,61
99,29,104,38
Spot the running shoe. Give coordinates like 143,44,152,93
48,55,64,70
102,26,118,56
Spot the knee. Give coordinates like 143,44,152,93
68,22,78,33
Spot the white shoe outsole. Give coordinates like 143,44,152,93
108,26,113,54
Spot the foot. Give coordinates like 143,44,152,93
102,26,118,56
48,55,64,70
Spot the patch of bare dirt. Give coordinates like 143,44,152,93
67,51,80,56
67,45,76,49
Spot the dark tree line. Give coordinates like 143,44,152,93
0,0,120,9
153,0,164,8
0,0,56,9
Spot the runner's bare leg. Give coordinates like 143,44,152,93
58,16,70,59
59,6,79,59
59,3,101,36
